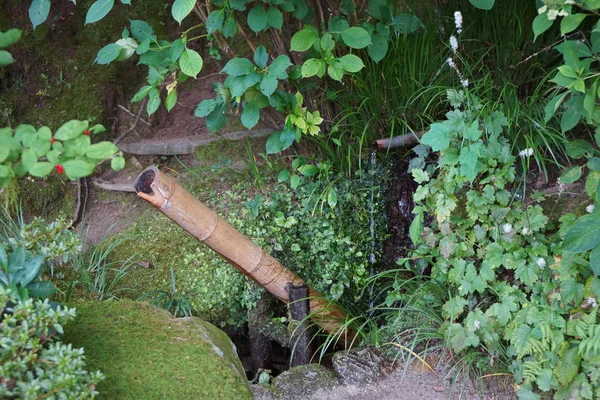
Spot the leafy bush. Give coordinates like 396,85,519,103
0,286,103,399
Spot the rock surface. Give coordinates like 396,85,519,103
332,346,395,385
63,299,252,399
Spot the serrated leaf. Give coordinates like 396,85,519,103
268,55,292,78
248,5,268,32
179,48,203,78
86,0,115,24
172,0,196,24
338,54,364,73
291,28,317,52
341,27,371,49
420,123,450,151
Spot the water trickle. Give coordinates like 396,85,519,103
368,151,377,313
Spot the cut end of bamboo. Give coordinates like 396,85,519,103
134,167,158,194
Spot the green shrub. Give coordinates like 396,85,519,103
0,287,103,399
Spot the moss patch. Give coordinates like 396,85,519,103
63,299,252,400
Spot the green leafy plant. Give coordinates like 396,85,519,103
138,265,192,317
0,286,104,398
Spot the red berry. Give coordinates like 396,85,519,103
51,138,56,144
55,164,64,175
83,130,90,136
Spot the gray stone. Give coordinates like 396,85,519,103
271,364,337,400
332,346,395,386
250,384,278,400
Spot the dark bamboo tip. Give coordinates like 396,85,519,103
134,168,157,194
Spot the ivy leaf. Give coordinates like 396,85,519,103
241,102,260,129
443,297,467,320
248,5,268,32
341,27,371,49
420,123,450,151
179,48,203,78
172,0,196,24
29,0,51,30
86,0,115,24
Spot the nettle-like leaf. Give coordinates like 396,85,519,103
420,123,450,152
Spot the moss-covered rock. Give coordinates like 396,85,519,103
63,299,252,400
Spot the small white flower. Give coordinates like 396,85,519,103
585,297,598,308
547,9,559,20
461,79,469,88
586,204,595,214
473,320,481,330
558,9,569,17
565,0,576,4
503,223,513,234
536,258,546,268
519,148,534,158
538,5,548,14
449,35,459,53
522,227,530,235
447,57,456,69
454,11,463,34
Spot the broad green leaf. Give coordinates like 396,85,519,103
111,156,125,170
280,126,295,150
228,76,247,97
244,72,261,88
298,165,319,176
260,74,278,96
560,107,581,133
327,187,337,208
459,146,479,182
54,120,88,141
62,159,96,180
560,166,582,184
147,88,161,115
267,7,283,29
222,58,255,76
341,27,371,49
195,99,218,118
269,55,292,79
130,20,155,42
533,13,553,41
248,5,268,32
206,103,228,132
326,62,344,81
584,81,598,120
301,58,326,78
222,16,238,38
29,162,54,177
95,43,122,65
468,0,494,10
0,50,15,66
562,213,600,252
545,92,568,122
131,85,153,102
241,102,260,129
18,256,44,286
566,140,592,159
391,14,420,35
420,123,450,151
165,89,178,112
0,147,9,163
179,48,203,78
321,33,335,52
86,142,119,159
0,165,13,178
172,0,196,24
29,0,51,30
338,54,364,73
291,28,317,52
409,211,423,245
367,34,388,63
590,244,600,276
277,169,290,182
86,0,115,24
0,29,22,48
561,13,586,36
554,346,581,386
206,9,225,34
254,46,268,68
290,174,300,189
21,149,37,172
266,132,282,154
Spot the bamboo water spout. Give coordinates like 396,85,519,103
134,166,354,342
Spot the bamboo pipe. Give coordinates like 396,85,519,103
373,130,427,151
133,167,353,342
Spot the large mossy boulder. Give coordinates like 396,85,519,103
63,300,252,400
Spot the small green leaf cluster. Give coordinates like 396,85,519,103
0,120,123,188
0,28,21,67
402,92,600,399
0,286,104,399
16,216,81,266
0,244,55,302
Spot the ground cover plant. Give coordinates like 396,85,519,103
2,0,600,398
